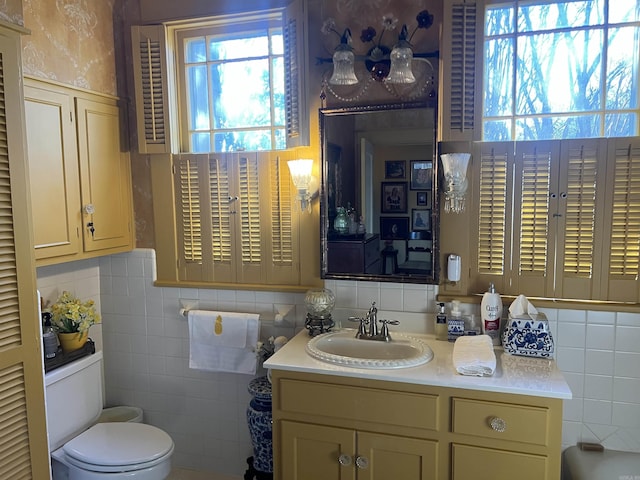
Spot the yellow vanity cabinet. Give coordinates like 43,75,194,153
271,370,563,480
24,78,133,265
272,372,442,480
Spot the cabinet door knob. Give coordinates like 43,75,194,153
355,456,369,469
489,416,507,433
84,203,95,215
338,454,352,466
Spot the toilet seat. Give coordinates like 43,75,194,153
62,423,174,473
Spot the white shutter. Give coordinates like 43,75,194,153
441,1,479,141
131,25,172,154
283,0,309,148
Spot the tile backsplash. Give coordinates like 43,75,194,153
36,248,640,477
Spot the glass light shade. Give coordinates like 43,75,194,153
287,159,313,189
329,47,358,85
385,43,416,84
288,159,314,211
440,153,471,214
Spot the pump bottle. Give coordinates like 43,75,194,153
435,303,448,340
481,283,502,345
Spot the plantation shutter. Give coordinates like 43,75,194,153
470,141,512,294
267,155,298,285
555,139,605,300
236,154,263,283
0,26,50,478
174,152,299,286
511,141,557,297
441,1,479,141
283,0,309,148
602,138,640,302
131,25,172,154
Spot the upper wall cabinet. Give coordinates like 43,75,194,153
24,78,134,266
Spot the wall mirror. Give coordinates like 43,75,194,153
320,101,439,284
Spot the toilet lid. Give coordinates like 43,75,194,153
64,423,174,468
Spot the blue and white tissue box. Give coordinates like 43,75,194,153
502,313,554,358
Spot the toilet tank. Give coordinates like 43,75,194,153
44,351,104,451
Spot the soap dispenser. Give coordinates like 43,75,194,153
481,283,503,345
447,300,465,342
435,303,447,340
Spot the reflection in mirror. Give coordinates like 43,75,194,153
320,102,438,284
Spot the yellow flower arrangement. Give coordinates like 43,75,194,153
48,291,100,335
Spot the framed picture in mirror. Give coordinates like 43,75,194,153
380,217,410,240
412,209,431,231
385,160,406,179
410,160,433,190
416,191,431,207
381,182,407,213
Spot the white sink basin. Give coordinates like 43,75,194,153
306,329,433,369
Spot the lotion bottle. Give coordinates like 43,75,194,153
481,283,503,345
435,302,448,340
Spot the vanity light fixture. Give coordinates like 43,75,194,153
321,10,436,87
440,153,471,214
287,159,318,213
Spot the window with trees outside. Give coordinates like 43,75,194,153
482,1,640,141
176,16,286,153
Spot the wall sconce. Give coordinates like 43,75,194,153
440,153,471,214
287,159,318,213
320,11,437,91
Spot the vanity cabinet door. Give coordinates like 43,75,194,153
281,421,356,480
279,421,437,480
357,432,438,480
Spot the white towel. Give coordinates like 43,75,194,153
188,310,259,374
452,335,496,377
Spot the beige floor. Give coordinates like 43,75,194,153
168,467,241,480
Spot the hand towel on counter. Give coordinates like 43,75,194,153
452,334,496,377
188,310,259,374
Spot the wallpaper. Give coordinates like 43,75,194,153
22,0,117,95
0,0,23,25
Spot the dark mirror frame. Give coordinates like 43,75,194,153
320,101,439,284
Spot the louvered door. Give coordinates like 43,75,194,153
0,27,50,478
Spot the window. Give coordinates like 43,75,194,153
131,3,316,290
175,17,286,152
482,0,640,141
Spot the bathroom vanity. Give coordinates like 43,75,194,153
265,330,571,480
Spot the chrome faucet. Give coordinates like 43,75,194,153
366,303,379,337
348,302,399,342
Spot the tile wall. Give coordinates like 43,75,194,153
36,249,640,477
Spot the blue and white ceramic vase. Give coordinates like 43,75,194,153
246,376,273,473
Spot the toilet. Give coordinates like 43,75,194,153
44,351,174,479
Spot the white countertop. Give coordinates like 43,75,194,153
264,329,572,400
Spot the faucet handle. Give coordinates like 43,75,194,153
348,316,368,338
379,319,399,341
